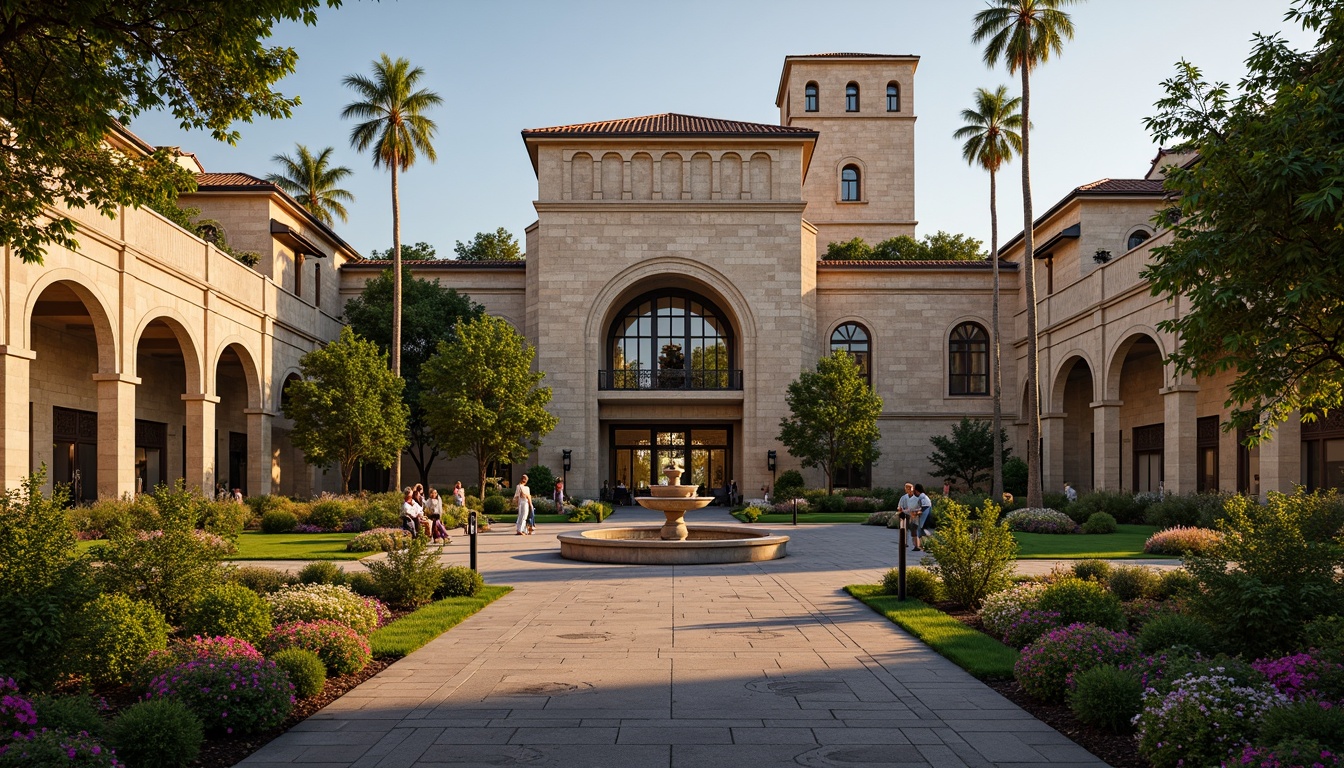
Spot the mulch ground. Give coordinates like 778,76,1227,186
935,600,1145,768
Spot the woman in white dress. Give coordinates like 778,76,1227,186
513,474,533,535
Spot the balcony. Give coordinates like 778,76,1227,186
598,369,743,391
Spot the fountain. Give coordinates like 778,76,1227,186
557,463,789,565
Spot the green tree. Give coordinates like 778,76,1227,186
0,0,339,264
1142,0,1344,439
420,315,559,499
342,54,443,491
265,144,355,226
343,269,483,487
777,351,883,494
928,417,1013,492
973,0,1080,508
871,235,921,260
822,237,874,260
920,230,988,260
955,85,1024,498
282,327,409,493
454,227,522,261
369,241,438,260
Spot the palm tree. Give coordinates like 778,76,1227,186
955,86,1024,502
973,0,1078,508
265,144,355,226
342,54,442,492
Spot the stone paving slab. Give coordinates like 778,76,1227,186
238,507,1111,767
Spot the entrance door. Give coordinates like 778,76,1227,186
611,425,732,497
135,419,167,495
228,431,247,496
53,406,97,504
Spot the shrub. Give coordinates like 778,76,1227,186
199,500,250,538
1015,623,1140,701
1036,578,1125,630
1002,609,1065,649
1254,652,1344,703
979,582,1046,637
269,648,326,699
0,679,36,748
1156,568,1199,600
75,593,170,686
1143,656,1268,697
1258,701,1344,753
1143,525,1223,556
773,470,805,501
436,566,484,599
306,500,353,532
923,499,1017,608
260,509,298,534
1081,512,1117,535
1188,489,1344,658
865,509,897,526
364,538,445,609
1240,739,1344,768
346,527,411,553
1003,508,1077,534
1123,598,1178,630
1293,489,1344,543
146,658,293,735
524,466,557,499
881,567,943,602
1138,613,1219,656
1002,456,1028,497
1067,489,1146,524
106,698,203,768
262,621,370,676
181,583,271,644
1144,492,1229,530
360,497,402,530
1135,673,1286,768
1107,565,1162,602
345,572,378,597
298,561,347,586
1071,559,1112,583
739,506,765,523
30,693,105,737
1068,665,1143,732
439,504,468,531
843,496,879,514
132,636,263,693
230,565,295,594
265,583,378,635
482,495,507,517
0,728,119,767
244,494,292,519
813,494,846,514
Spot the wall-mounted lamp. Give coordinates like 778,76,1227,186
562,449,572,472
767,450,777,472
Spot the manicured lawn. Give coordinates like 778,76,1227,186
733,512,870,524
370,585,512,658
1013,524,1171,559
847,584,1017,679
82,531,367,560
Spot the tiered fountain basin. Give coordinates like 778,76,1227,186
557,468,789,565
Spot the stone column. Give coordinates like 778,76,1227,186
1040,411,1066,494
1259,411,1301,501
1160,385,1199,495
0,347,34,489
245,409,273,497
92,372,139,499
182,393,218,495
1091,400,1122,491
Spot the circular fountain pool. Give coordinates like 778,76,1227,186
557,525,789,565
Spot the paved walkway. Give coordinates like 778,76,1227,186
240,508,1112,767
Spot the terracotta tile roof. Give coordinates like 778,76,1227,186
345,259,525,269
522,113,817,138
195,172,273,188
787,52,919,58
1077,178,1166,194
188,172,361,259
818,259,1017,270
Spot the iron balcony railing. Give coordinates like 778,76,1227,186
597,369,743,391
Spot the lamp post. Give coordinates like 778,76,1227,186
767,450,776,504
562,449,572,495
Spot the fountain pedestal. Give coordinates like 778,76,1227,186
639,467,712,541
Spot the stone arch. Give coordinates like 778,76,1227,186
601,152,623,200
211,336,263,410
835,156,867,202
944,315,993,398
1104,328,1167,400
570,152,593,200
24,269,119,373
132,309,203,395
630,153,653,200
275,367,303,414
750,153,772,200
660,152,683,200
1123,225,1153,252
720,153,742,200
1049,351,1097,412
825,315,876,386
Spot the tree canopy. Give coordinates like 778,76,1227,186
777,351,883,494
420,315,558,498
454,227,522,261
1143,0,1344,440
282,327,408,493
821,231,987,261
266,144,355,225
0,0,340,264
927,418,1013,492
342,269,483,486
368,241,438,260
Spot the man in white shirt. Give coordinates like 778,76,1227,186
401,487,423,541
897,483,922,550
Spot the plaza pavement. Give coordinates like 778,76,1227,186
238,507,1122,768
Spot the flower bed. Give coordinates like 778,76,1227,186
1142,525,1222,556
265,584,379,635
1135,673,1286,768
345,527,410,553
1004,508,1078,534
146,659,294,735
1014,623,1140,701
979,582,1046,637
262,621,371,676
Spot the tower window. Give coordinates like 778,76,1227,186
804,82,818,112
887,82,900,112
1127,228,1151,250
841,165,860,202
830,323,871,383
846,82,859,112
949,322,990,396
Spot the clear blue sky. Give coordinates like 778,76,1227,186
131,0,1315,258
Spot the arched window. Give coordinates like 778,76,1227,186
1127,228,1151,250
886,82,900,112
804,82,818,112
606,290,734,390
845,82,860,112
830,323,871,384
840,165,860,201
949,323,989,396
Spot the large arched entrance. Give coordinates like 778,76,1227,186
1053,356,1096,492
214,343,260,497
133,317,199,494
1109,333,1165,492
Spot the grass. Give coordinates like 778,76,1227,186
80,531,366,561
1012,524,1171,559
733,512,870,524
370,585,512,658
846,584,1018,679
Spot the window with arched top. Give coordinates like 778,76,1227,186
830,323,871,384
606,289,735,390
949,323,990,396
840,165,861,201
845,82,860,112
886,82,900,112
804,82,818,112
1127,228,1151,250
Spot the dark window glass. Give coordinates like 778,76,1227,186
886,82,900,112
1127,229,1151,250
608,289,732,390
846,82,859,112
949,322,989,396
830,323,871,384
804,82,818,112
841,165,860,201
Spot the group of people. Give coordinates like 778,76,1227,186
400,481,467,544
897,482,933,551
512,475,566,535
214,484,244,503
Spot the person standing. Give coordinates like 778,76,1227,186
452,480,467,508
552,479,565,525
913,483,933,552
425,487,449,544
942,479,952,498
1064,482,1078,503
897,483,922,551
513,474,533,535
232,488,243,504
